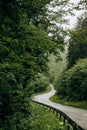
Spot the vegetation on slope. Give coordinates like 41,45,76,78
56,58,87,101
0,0,86,129
30,102,69,130
50,94,87,110
54,12,87,104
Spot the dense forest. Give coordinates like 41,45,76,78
0,0,67,129
56,12,87,101
0,0,87,129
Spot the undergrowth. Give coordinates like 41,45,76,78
50,94,87,110
30,102,70,130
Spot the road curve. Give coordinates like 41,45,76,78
33,84,87,130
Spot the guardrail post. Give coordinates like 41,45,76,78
63,117,65,125
32,100,84,130
60,113,61,119
67,124,70,130
53,108,55,113
56,111,58,116
73,124,78,130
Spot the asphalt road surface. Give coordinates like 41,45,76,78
33,84,87,130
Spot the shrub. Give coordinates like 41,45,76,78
30,74,49,93
56,58,87,101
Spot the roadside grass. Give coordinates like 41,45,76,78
30,102,69,130
50,94,87,110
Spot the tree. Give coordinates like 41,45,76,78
0,0,56,129
30,73,49,93
0,0,79,129
75,12,87,28
67,14,87,68
0,0,66,129
56,58,87,101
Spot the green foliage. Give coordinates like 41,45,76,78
50,94,87,109
55,14,87,102
0,0,66,129
67,14,87,68
0,62,31,129
67,28,87,68
0,0,75,129
0,0,56,129
23,0,52,28
48,46,67,85
32,74,49,93
56,58,87,101
30,102,68,130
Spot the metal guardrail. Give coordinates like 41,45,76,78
32,99,84,130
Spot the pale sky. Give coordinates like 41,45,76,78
48,0,85,29
63,0,85,29
64,10,85,29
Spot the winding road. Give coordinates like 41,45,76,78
33,84,87,130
